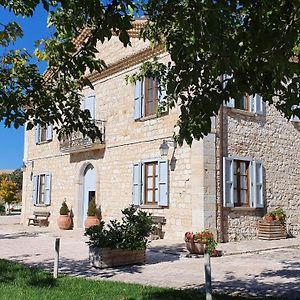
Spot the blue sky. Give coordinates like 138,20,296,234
0,5,49,170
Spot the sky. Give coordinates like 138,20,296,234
0,5,49,170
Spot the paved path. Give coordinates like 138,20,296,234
1,216,300,299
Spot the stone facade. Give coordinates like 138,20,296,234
21,33,299,242
21,35,216,239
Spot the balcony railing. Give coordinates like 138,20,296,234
60,120,106,153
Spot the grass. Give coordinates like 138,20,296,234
0,259,279,300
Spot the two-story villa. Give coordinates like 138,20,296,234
21,22,300,241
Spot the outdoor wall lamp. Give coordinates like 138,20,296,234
159,139,177,157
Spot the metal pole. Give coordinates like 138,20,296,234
53,238,60,279
204,252,212,300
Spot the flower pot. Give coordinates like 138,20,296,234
57,215,73,230
185,240,207,254
84,216,100,229
89,246,145,268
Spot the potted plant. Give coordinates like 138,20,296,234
84,197,101,228
85,205,153,268
263,208,286,224
57,201,73,230
185,230,217,255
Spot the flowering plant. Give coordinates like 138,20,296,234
184,230,217,255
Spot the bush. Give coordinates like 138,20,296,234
87,197,97,216
85,205,153,250
59,201,70,215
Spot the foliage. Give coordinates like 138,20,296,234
0,1,299,145
0,203,5,213
85,205,153,250
8,169,23,190
0,259,257,300
59,201,69,215
87,197,97,216
266,208,286,224
185,230,217,255
0,178,19,204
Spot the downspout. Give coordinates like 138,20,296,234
218,104,225,242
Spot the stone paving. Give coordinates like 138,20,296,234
1,216,300,299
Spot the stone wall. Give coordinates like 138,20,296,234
217,104,300,241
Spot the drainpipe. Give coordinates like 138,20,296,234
218,104,225,242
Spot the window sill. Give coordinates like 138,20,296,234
139,205,166,209
227,108,265,118
228,207,264,211
136,112,168,122
34,204,49,207
37,140,52,145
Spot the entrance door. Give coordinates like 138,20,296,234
82,164,96,227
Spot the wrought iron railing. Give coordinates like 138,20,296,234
60,120,106,153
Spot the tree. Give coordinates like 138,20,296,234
0,1,299,145
0,178,19,204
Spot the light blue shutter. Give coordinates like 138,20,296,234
44,173,52,206
133,163,142,206
85,95,95,119
226,97,236,108
46,124,53,141
134,79,143,119
35,125,40,144
291,105,300,122
223,157,234,207
253,94,264,115
250,161,264,208
158,160,169,206
32,175,38,205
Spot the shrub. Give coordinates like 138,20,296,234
87,197,97,216
59,201,69,215
85,205,153,250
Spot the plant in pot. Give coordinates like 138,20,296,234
57,201,73,230
185,230,218,255
85,205,153,268
84,197,101,229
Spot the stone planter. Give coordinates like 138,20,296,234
258,220,287,240
89,246,145,268
57,215,73,230
84,216,100,229
185,241,207,254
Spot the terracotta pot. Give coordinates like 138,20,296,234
264,215,274,222
57,215,73,230
84,216,100,229
185,240,207,254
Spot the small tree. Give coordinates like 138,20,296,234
87,197,97,216
0,179,18,204
59,201,70,215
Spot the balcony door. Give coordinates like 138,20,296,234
82,164,96,227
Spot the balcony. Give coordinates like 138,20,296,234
60,120,106,153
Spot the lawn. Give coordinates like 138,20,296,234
0,259,277,300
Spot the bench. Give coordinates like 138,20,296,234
151,216,166,240
28,211,50,227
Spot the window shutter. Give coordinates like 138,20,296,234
223,157,234,207
291,105,300,122
35,125,40,144
32,175,38,205
250,161,264,208
253,94,264,115
158,80,167,113
134,79,143,120
132,163,142,206
46,124,53,141
84,95,95,119
44,173,52,206
225,97,235,108
158,160,169,206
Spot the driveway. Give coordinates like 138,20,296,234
1,216,300,299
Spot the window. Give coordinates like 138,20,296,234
32,173,51,206
134,77,166,120
223,74,264,114
81,95,95,120
35,124,53,144
133,160,169,207
223,157,263,208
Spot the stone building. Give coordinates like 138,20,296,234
21,23,300,242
